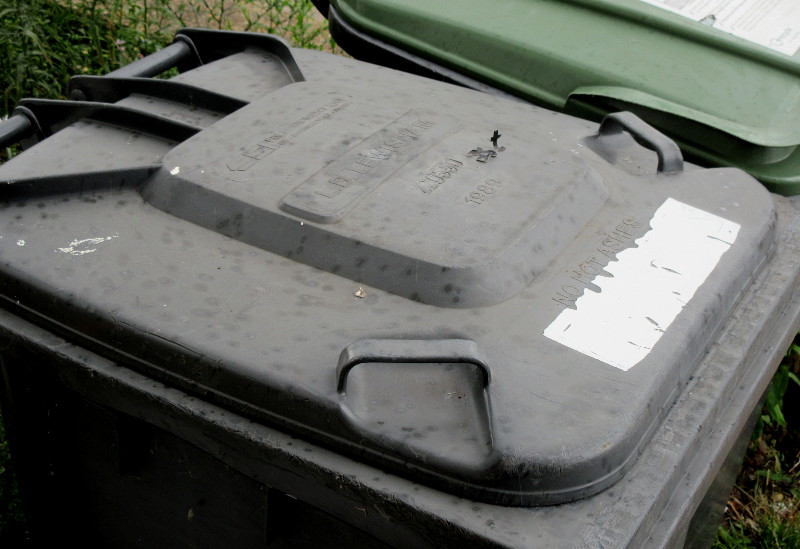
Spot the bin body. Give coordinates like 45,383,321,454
0,29,799,547
323,0,800,195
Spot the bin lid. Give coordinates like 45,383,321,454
0,29,778,505
324,0,800,195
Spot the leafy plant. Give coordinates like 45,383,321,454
715,444,800,549
169,0,330,44
716,333,800,548
0,0,331,120
0,0,332,164
752,362,800,440
1,0,157,116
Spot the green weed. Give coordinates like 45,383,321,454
753,362,800,440
0,0,330,163
0,0,329,119
715,334,800,548
714,449,800,549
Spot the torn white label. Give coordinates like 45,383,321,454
641,0,800,55
544,198,740,371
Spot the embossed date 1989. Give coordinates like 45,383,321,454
464,178,503,205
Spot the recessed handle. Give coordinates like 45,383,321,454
337,339,491,394
597,111,683,173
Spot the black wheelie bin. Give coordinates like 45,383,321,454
0,28,799,548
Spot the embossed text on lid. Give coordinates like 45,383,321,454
280,109,461,223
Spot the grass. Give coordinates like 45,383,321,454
0,1,799,546
714,335,800,548
0,0,334,127
1,0,338,161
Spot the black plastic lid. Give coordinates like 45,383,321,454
0,29,777,506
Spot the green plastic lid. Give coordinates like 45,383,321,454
326,0,800,195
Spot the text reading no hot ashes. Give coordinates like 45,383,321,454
552,218,642,308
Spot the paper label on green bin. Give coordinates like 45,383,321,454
641,0,800,56
544,198,741,371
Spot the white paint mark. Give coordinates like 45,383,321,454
544,198,740,371
16,240,24,246
57,234,119,256
170,166,180,175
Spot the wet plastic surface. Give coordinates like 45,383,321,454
1,194,798,546
0,30,792,512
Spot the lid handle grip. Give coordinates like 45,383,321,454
0,113,35,150
107,36,201,79
597,111,683,173
337,339,491,394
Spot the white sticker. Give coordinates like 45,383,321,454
640,0,800,55
543,199,740,371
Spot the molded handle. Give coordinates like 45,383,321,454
597,111,683,173
108,38,199,79
337,339,491,393
0,113,35,150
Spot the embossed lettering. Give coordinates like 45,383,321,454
463,177,504,204
226,97,350,173
417,158,462,194
552,284,582,307
596,247,617,259
312,119,440,202
570,257,604,284
281,111,460,223
354,156,379,168
363,149,391,160
552,217,640,308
